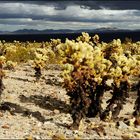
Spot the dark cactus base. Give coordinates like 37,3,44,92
34,67,42,81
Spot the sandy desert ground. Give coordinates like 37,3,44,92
0,62,140,139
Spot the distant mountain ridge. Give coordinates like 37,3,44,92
12,29,76,34
0,28,140,34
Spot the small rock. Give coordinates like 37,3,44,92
136,125,140,132
122,134,133,139
88,122,96,129
108,122,116,128
0,112,3,117
116,121,128,129
53,109,60,114
37,122,42,127
134,133,140,138
24,135,33,140
135,117,140,126
52,133,66,140
2,124,10,129
74,135,81,140
124,117,136,126
73,130,79,135
34,135,40,139
44,121,51,125
92,125,106,137
79,119,86,131
48,74,55,77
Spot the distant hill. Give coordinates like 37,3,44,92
11,29,76,34
0,31,9,34
1,27,139,35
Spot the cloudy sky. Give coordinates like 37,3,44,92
0,0,140,31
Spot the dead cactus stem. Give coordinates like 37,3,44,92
66,72,110,128
101,80,130,120
0,62,4,96
67,80,92,129
88,77,111,118
133,80,140,117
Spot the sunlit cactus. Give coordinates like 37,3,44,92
76,32,91,43
56,33,140,129
92,34,100,44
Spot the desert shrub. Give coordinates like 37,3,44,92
4,42,36,63
5,61,17,70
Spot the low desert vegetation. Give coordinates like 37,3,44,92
0,32,139,129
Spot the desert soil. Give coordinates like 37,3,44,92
0,62,140,139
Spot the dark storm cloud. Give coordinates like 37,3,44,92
22,1,140,10
77,1,140,10
1,1,140,10
0,1,139,23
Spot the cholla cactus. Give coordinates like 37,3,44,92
76,32,91,43
133,79,140,123
0,56,6,64
33,46,49,81
5,61,17,70
33,59,45,82
92,34,100,44
56,36,113,129
0,61,5,97
100,39,139,120
56,33,140,129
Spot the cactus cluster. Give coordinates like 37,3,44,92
0,33,139,130
56,33,140,129
0,39,61,81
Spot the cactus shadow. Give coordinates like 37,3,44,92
0,101,47,122
19,94,70,114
